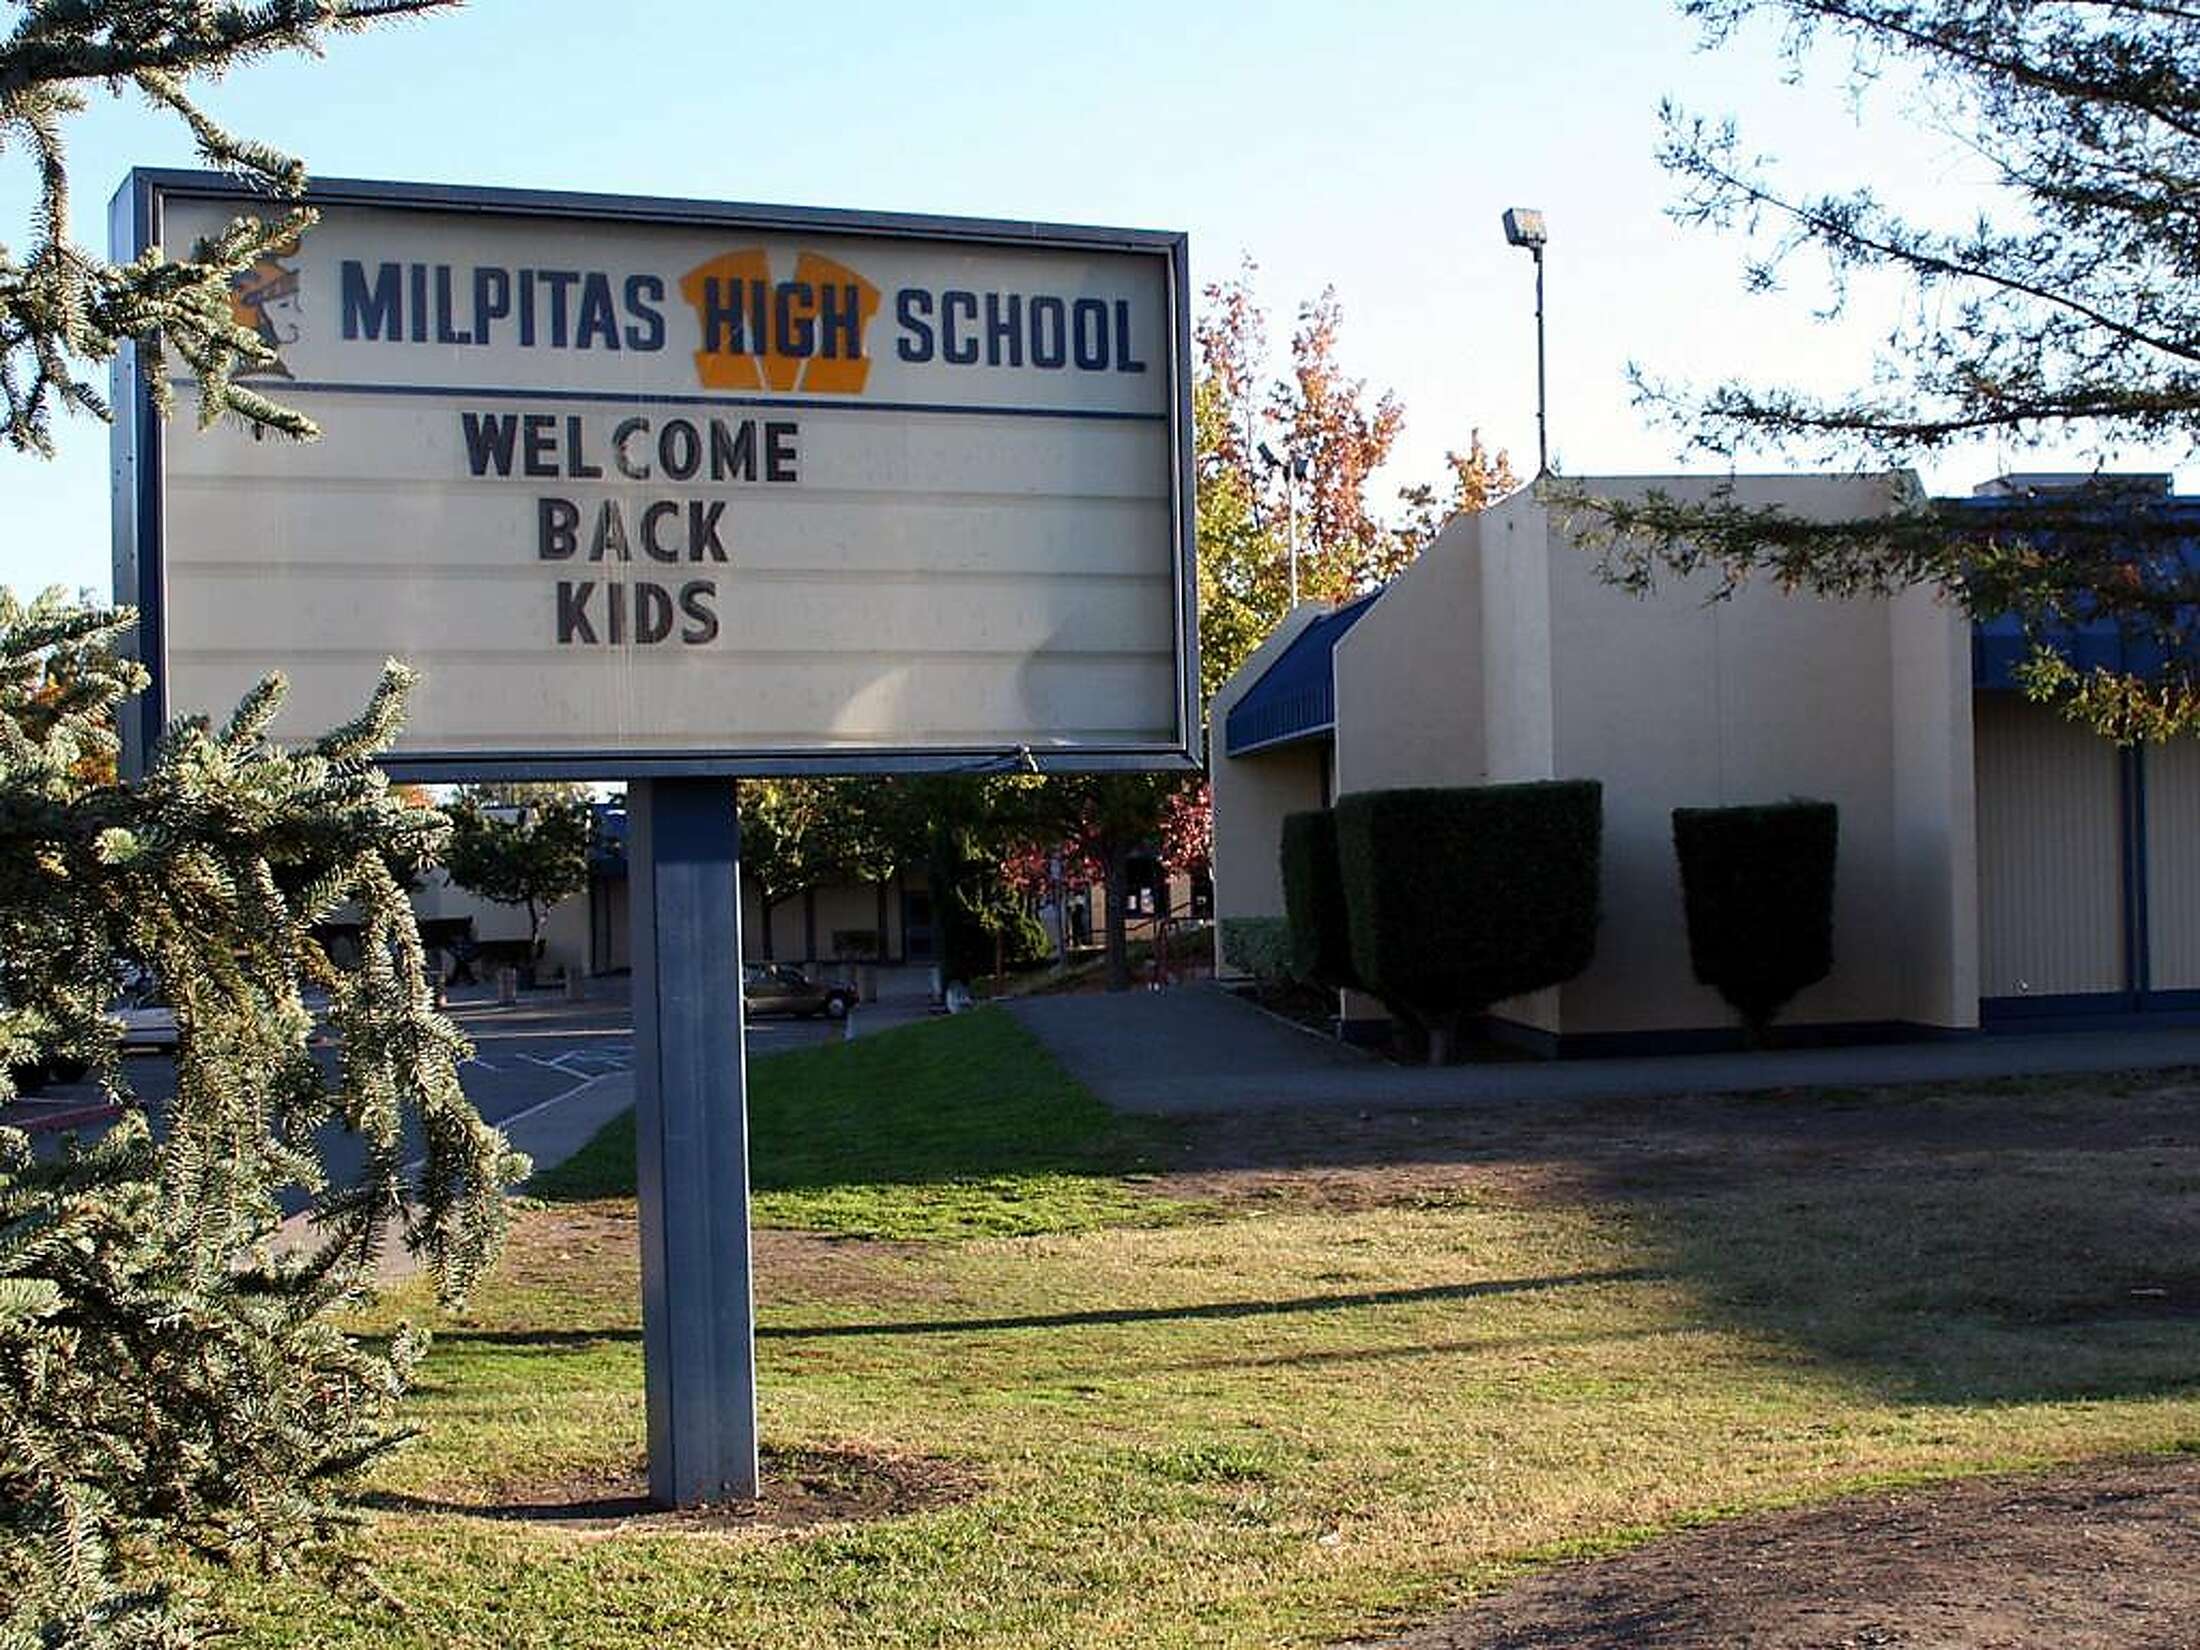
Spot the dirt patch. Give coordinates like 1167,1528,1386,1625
1341,1454,2200,1649
367,1445,979,1536
498,1202,947,1307
1153,1074,2200,1214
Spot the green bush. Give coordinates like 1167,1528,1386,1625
1221,916,1293,982
831,928,881,959
1672,801,1839,1040
1335,782,1602,1061
1280,810,1356,990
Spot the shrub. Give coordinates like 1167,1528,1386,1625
1672,801,1839,1041
1221,916,1293,982
1279,810,1356,990
831,928,881,959
1335,781,1603,1062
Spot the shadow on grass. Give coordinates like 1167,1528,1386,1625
521,1002,2200,1409
436,1268,1654,1351
361,1488,657,1522
359,1446,977,1529
1162,1073,2200,1409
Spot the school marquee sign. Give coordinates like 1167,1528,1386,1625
112,173,1197,778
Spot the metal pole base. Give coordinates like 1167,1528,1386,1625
628,777,759,1506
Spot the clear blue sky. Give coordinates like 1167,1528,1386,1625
1,0,2185,600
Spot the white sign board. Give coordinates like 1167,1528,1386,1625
113,173,1196,779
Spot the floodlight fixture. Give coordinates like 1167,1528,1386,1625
1501,206,1551,475
1257,441,1309,606
1502,207,1547,250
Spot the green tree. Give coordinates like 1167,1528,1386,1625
1193,373,1285,708
738,778,877,960
1194,263,1518,700
1029,773,1178,993
1605,0,2200,739
442,784,595,968
1397,432,1520,555
0,6,517,1647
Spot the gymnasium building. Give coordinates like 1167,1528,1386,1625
1211,471,2200,1052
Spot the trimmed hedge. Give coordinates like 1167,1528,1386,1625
1280,810,1356,991
1672,801,1839,1039
1220,916,1293,982
1335,781,1602,1059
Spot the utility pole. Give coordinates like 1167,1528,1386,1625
1502,207,1550,477
1260,441,1311,605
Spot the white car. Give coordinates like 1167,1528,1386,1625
112,979,179,1051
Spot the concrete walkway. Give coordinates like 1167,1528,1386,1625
1007,985,2200,1116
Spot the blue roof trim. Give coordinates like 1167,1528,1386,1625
1223,594,1381,757
1955,493,2200,691
589,801,629,872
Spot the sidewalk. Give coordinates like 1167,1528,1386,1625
5,1091,122,1135
1008,985,2200,1116
846,999,942,1040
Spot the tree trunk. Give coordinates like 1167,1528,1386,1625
1103,847,1132,993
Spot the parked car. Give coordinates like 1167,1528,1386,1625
112,976,180,1051
741,963,856,1021
6,1050,89,1095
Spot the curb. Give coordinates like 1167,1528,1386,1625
10,1100,124,1135
1213,983,1382,1062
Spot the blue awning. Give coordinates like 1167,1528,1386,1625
1953,493,2200,690
1222,593,1380,758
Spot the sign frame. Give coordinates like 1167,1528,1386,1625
111,169,1200,782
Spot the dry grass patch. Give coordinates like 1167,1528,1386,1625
230,1048,2200,1650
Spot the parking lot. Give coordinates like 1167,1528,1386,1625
14,983,862,1171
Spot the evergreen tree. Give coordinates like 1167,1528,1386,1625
1600,1,2200,740
1,6,517,1647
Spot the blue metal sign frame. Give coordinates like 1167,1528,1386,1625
110,169,1200,783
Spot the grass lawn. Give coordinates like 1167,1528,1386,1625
227,1012,2200,1649
531,1008,1189,1239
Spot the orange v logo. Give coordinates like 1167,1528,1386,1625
679,250,881,395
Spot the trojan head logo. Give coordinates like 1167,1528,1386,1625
228,240,302,380
679,249,880,394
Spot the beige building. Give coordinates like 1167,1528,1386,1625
1213,472,2197,1053
403,802,934,987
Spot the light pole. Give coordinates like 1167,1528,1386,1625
1258,440,1310,605
1501,207,1549,477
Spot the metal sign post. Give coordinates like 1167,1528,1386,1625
114,171,1201,1512
627,777,758,1504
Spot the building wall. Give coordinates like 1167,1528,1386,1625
1210,605,1333,977
768,894,806,961
1218,470,1978,1046
1479,487,1558,783
407,866,592,979
1332,513,1488,794
1214,470,1996,1043
1534,474,1920,1037
812,881,893,961
2144,738,2200,992
1974,693,2126,998
1890,588,1980,1027
537,892,590,982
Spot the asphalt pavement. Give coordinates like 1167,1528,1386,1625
9,980,862,1168
1008,984,2200,1115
